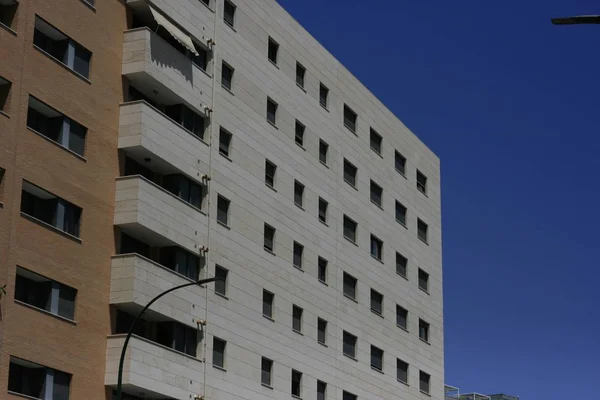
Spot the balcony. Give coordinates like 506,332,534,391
114,175,208,254
105,335,203,400
122,27,212,119
119,101,210,179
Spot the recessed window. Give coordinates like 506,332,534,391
319,83,329,109
8,356,71,400
342,331,357,358
216,195,230,226
370,128,382,155
318,197,328,224
395,201,407,226
0,167,5,203
417,219,428,244
15,266,77,320
34,16,92,79
370,180,383,207
194,46,210,71
0,1,18,30
317,318,327,345
396,252,407,278
295,120,305,147
159,246,201,280
296,62,306,88
343,215,357,243
419,319,430,343
419,371,431,394
397,359,409,384
212,337,226,368
417,170,428,195
294,180,304,208
268,37,279,64
165,103,206,140
343,392,357,400
264,223,275,252
261,357,273,386
163,174,206,210
219,128,232,158
223,0,236,27
0,76,12,114
27,96,87,156
371,345,384,372
418,269,429,292
395,151,406,176
293,241,304,269
291,370,302,398
370,289,383,316
263,290,274,319
214,265,228,297
319,140,328,164
370,234,383,261
292,304,303,333
343,272,357,300
343,104,357,133
317,381,327,400
221,61,234,91
318,257,327,283
396,305,408,330
21,180,82,237
343,159,357,187
266,97,278,125
201,0,210,6
265,160,277,188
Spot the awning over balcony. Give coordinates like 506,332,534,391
149,5,198,56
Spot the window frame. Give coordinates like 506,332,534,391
370,288,384,316
417,170,428,195
212,337,227,369
395,151,406,176
264,223,276,253
370,180,383,208
268,37,279,65
261,357,273,387
218,128,232,158
294,180,304,208
396,252,408,278
419,370,431,394
343,272,357,300
342,331,357,359
214,265,229,297
262,289,274,319
221,61,234,91
343,159,357,187
318,197,328,224
370,345,384,372
223,0,236,27
418,268,430,293
266,97,278,126
265,160,277,188
396,304,408,330
291,369,302,398
216,195,230,226
370,128,383,155
395,201,407,227
419,319,430,343
293,241,304,270
295,120,305,147
319,83,329,109
317,318,327,345
417,218,429,244
319,139,329,165
296,62,306,88
370,234,383,261
292,304,303,333
343,104,357,133
397,359,409,384
343,215,357,244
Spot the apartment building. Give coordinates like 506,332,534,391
0,1,443,400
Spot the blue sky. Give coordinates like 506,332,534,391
279,0,600,398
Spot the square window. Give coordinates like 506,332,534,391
317,318,327,344
371,345,384,372
264,223,276,252
291,370,302,398
418,269,429,292
318,257,328,283
221,61,234,91
419,371,431,394
370,129,382,154
417,219,428,243
395,201,407,226
295,120,305,147
419,319,430,343
395,151,406,176
396,305,408,330
296,62,306,88
342,331,357,358
319,140,328,164
294,180,304,208
261,357,273,386
214,265,228,296
292,305,303,333
343,392,357,400
343,215,357,243
397,359,409,384
317,381,327,400
396,252,407,278
268,37,279,64
0,76,12,113
265,160,277,188
417,170,428,195
263,290,274,319
216,195,230,226
343,104,357,133
370,180,383,207
319,83,329,109
293,241,304,269
212,337,226,368
343,159,357,187
343,272,357,300
219,128,232,158
224,0,236,27
318,197,328,224
370,235,383,261
370,289,383,316
0,2,18,29
267,98,278,125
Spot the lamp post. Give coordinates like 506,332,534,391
115,276,218,400
551,15,600,25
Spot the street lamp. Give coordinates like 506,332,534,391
551,15,600,25
115,276,219,400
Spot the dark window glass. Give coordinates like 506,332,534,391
370,181,383,207
343,105,357,132
267,98,277,125
219,128,232,158
165,104,206,139
215,265,228,296
417,170,428,194
419,319,430,342
317,381,327,400
163,174,204,209
319,84,329,108
224,0,236,26
294,181,304,208
296,63,306,87
319,140,328,164
268,38,279,64
343,159,357,187
217,195,230,225
371,345,384,372
212,337,226,368
343,273,357,300
419,269,429,292
418,219,428,243
291,370,302,397
370,235,383,261
159,246,200,280
222,61,233,90
317,318,327,344
342,331,357,358
343,215,357,243
370,129,382,154
8,358,51,399
397,359,409,383
318,198,328,224
395,151,406,175
396,201,407,226
396,253,407,278
120,233,151,258
318,257,327,283
295,120,305,146
396,305,408,330
370,289,383,315
292,305,303,332
420,371,430,394
343,392,357,400
261,357,272,386
263,290,274,318
293,241,303,269
264,224,275,252
265,160,276,187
